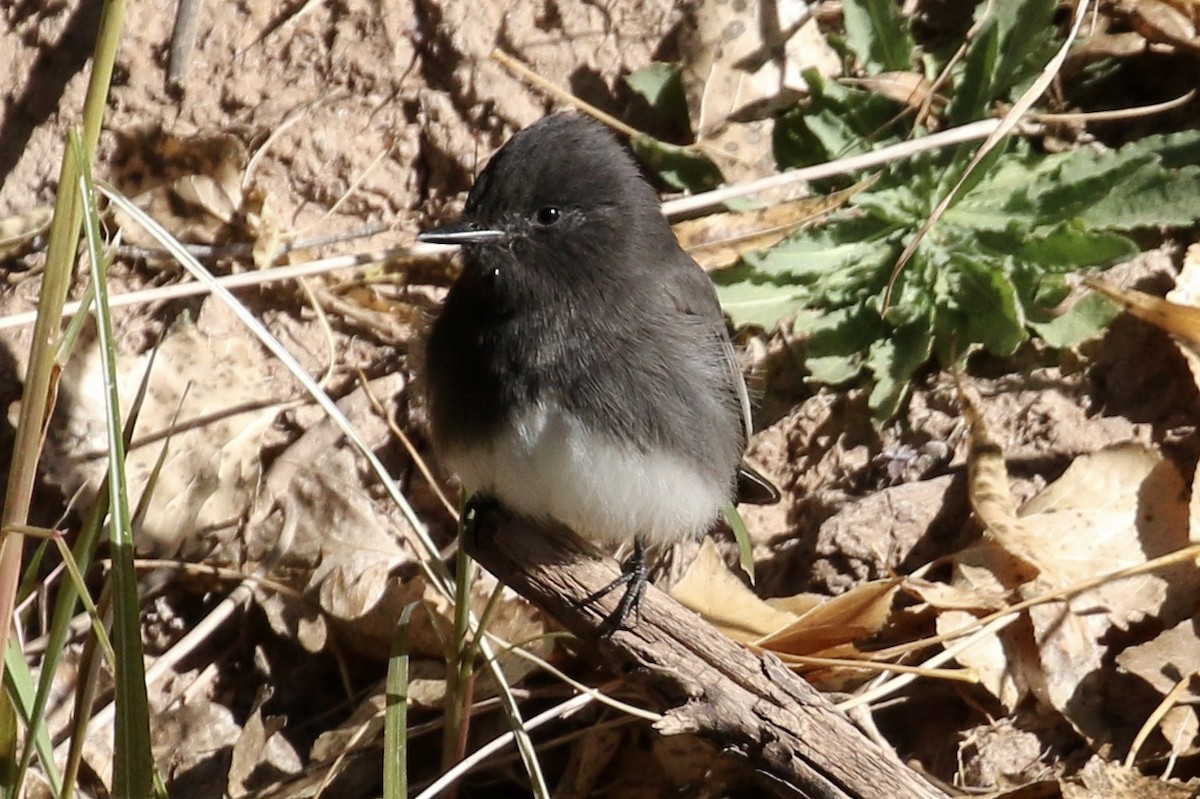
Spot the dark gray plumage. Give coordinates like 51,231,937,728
420,114,775,627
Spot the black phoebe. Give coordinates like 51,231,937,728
420,114,777,630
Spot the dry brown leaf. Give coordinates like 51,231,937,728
940,438,1199,744
960,386,1041,583
676,0,837,182
680,0,807,128
151,699,242,797
674,537,904,690
172,173,242,227
309,660,450,767
244,374,419,657
112,132,249,246
673,177,875,271
228,698,303,796
309,692,387,765
1067,31,1150,68
1186,248,1200,572
1164,0,1200,22
652,735,728,788
1092,250,1200,586
755,579,899,657
936,608,1034,709
843,72,946,115
1116,620,1200,758
110,130,284,264
670,537,799,642
1087,274,1200,375
41,302,287,558
1158,703,1199,762
763,592,828,617
1122,0,1199,48
671,539,899,670
556,724,625,796
903,575,1009,613
1019,450,1193,677
1164,242,1200,387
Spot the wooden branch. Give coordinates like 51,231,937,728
462,509,948,799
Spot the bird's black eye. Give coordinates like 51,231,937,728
534,206,561,226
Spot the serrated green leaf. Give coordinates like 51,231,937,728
775,74,908,166
1030,273,1071,309
947,19,1001,126
1029,291,1122,348
943,204,1034,235
710,277,806,326
1079,164,1200,230
625,63,687,119
749,216,898,284
804,302,887,352
945,256,1027,356
1022,152,1158,224
752,236,890,283
843,0,915,73
805,355,864,384
1129,130,1200,169
1015,222,1137,270
867,321,933,419
629,134,722,192
753,0,1197,421
804,109,871,159
944,144,1049,230
946,0,1055,125
930,306,973,367
854,184,929,224
988,0,1056,97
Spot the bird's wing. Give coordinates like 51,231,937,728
663,259,782,506
662,261,753,444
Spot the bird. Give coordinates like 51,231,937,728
419,113,778,631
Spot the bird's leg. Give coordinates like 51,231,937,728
581,536,648,635
461,494,500,541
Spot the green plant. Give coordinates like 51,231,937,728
706,0,1200,418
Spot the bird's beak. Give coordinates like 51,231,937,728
418,220,505,245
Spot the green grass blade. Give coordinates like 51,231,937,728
724,501,756,584
14,262,157,797
3,642,62,795
1,0,127,793
74,132,157,799
0,113,82,794
383,604,417,799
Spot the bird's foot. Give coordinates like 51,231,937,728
580,538,648,636
461,494,501,541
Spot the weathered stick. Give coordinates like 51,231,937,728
462,510,948,799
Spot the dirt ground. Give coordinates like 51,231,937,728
4,0,1200,797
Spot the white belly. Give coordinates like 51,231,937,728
445,404,724,547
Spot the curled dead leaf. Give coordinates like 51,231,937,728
843,72,946,116
1120,0,1199,48
670,538,799,642
755,579,899,658
959,385,1041,584
938,438,1200,746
